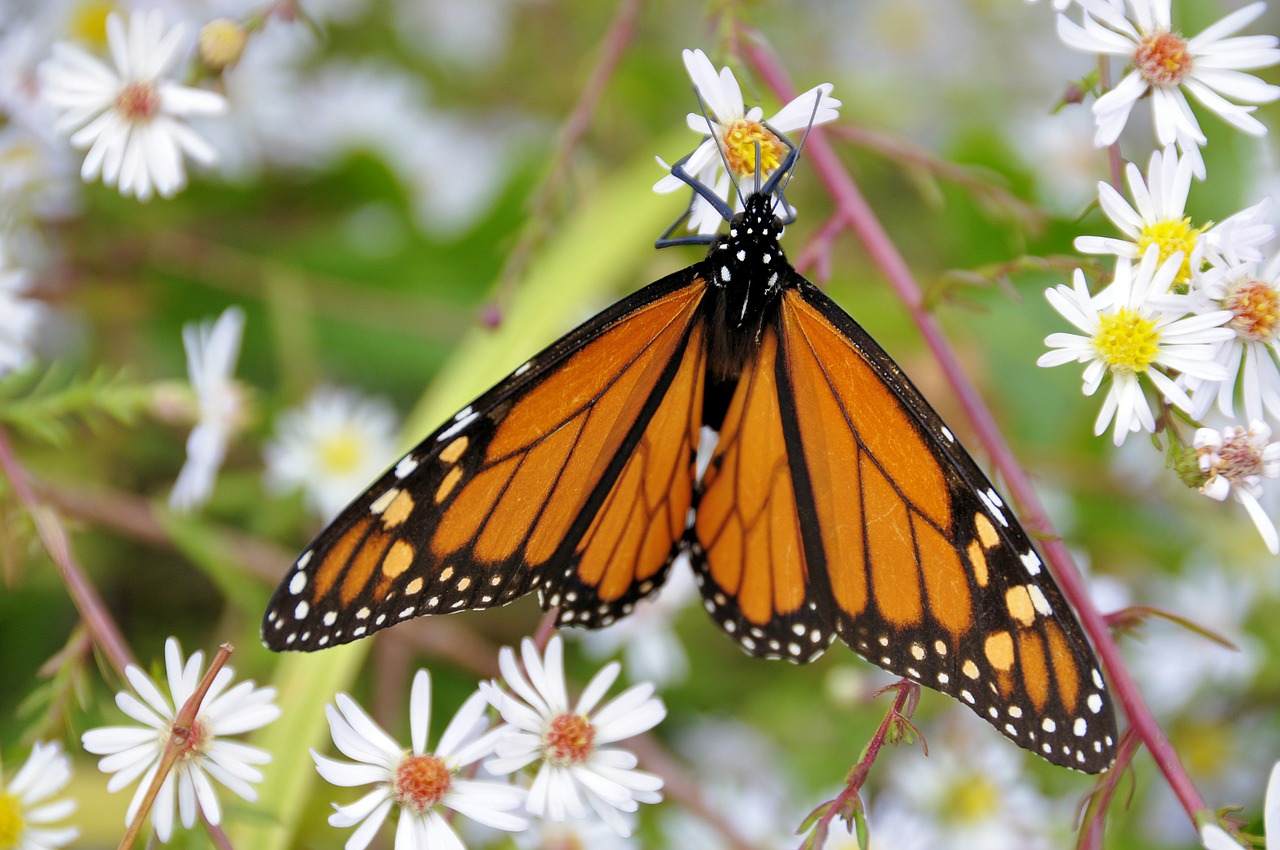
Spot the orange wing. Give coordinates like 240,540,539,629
691,324,833,663
262,270,708,650
767,279,1116,772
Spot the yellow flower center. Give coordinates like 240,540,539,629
318,429,365,474
393,754,453,814
949,775,1000,823
542,713,596,766
1135,31,1193,86
1136,217,1206,289
721,118,785,179
1094,308,1161,374
68,0,117,47
1224,277,1280,343
0,791,24,849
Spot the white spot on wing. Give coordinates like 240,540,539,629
1021,551,1043,575
394,456,419,479
438,408,477,442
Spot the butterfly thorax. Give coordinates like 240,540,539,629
704,192,789,381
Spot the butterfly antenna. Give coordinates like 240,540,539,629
773,88,825,213
692,87,746,213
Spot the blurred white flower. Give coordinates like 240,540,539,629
575,560,696,686
263,385,400,520
169,307,247,512
1056,0,1280,178
81,637,279,843
482,636,665,836
653,48,840,235
313,669,527,850
38,9,227,200
1128,564,1262,715
1195,421,1280,553
0,239,42,377
1038,248,1233,444
879,713,1067,850
0,740,78,850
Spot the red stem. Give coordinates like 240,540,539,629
741,35,1208,826
806,681,918,848
0,426,135,676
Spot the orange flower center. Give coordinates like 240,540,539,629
721,118,785,179
115,81,160,122
393,754,452,814
1224,277,1280,343
542,714,595,766
1135,32,1193,86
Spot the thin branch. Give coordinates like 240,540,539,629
0,425,135,677
488,0,644,316
801,680,921,849
741,32,1209,826
826,124,1046,231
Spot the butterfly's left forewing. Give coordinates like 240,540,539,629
263,270,709,650
772,276,1118,772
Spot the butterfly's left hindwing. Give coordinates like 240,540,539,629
770,276,1117,772
262,270,708,651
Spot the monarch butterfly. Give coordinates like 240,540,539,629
262,117,1118,774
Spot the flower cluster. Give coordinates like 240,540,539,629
1041,0,1280,553
313,636,666,848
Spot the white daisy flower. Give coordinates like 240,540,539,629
0,741,78,850
1075,146,1274,290
263,385,399,520
38,9,228,200
169,307,248,512
653,48,841,235
1056,0,1280,176
1183,255,1280,425
81,637,279,843
1038,247,1235,445
482,636,666,836
313,669,527,850
0,239,42,377
1194,421,1280,553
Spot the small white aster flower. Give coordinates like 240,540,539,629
1056,0,1280,174
482,636,666,837
313,669,527,850
1184,255,1280,425
653,48,840,235
1194,420,1280,553
1075,146,1274,290
263,385,400,520
38,9,228,200
81,638,279,843
1038,247,1235,445
0,239,42,377
169,307,248,512
0,741,78,850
